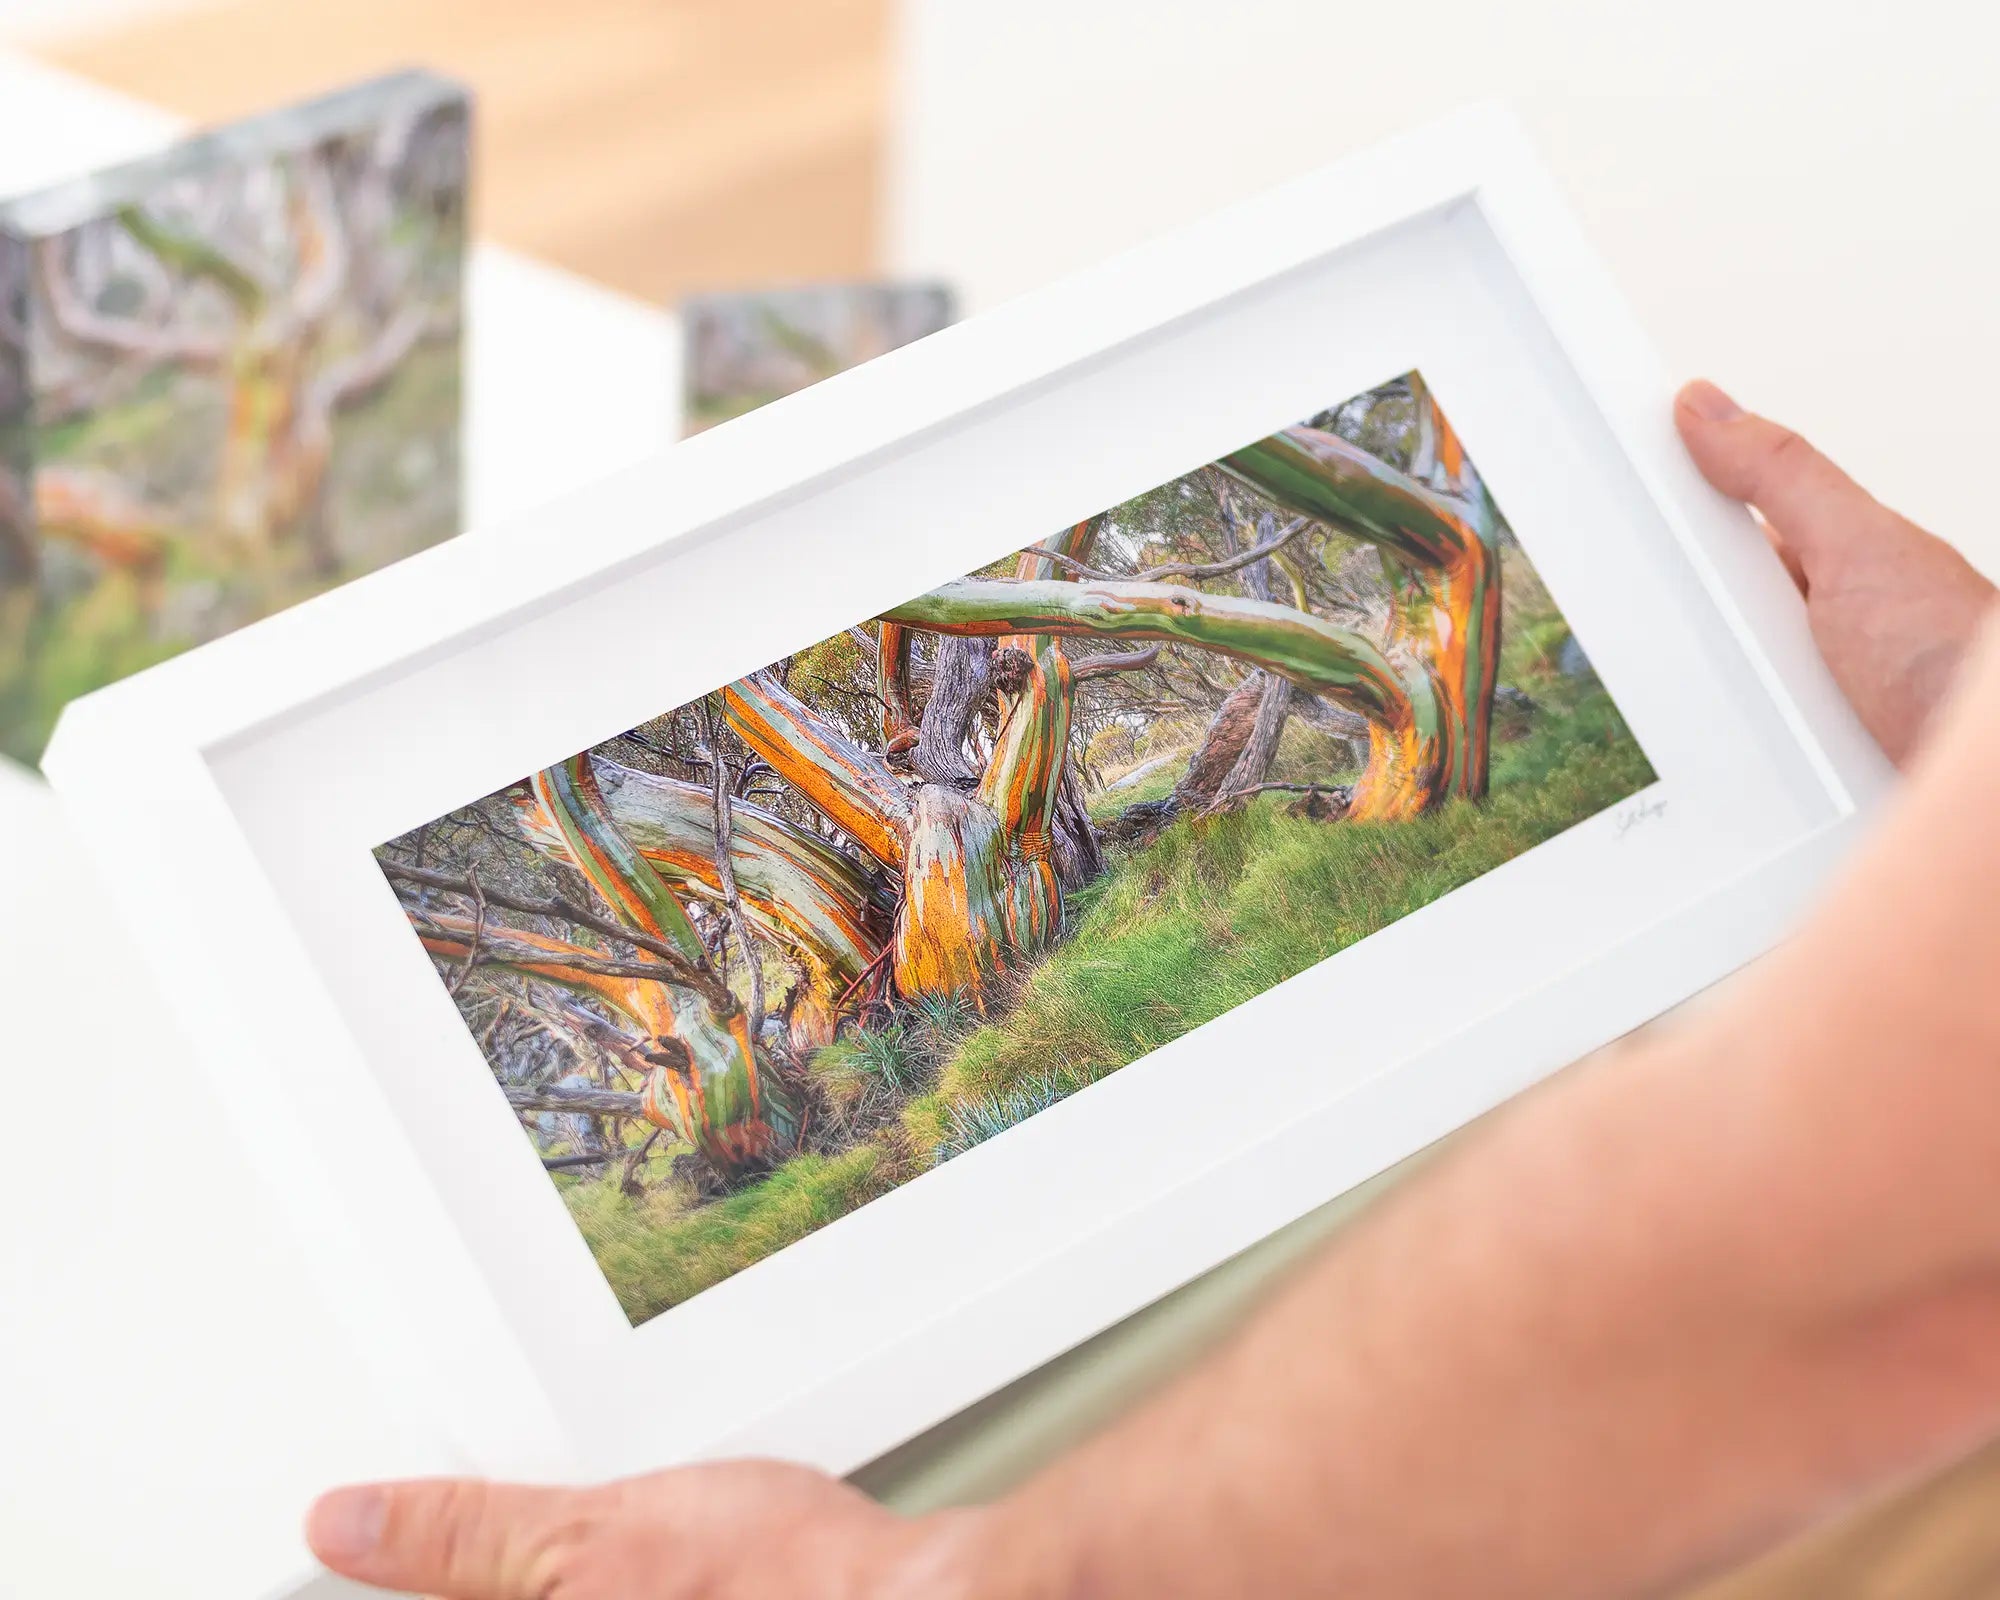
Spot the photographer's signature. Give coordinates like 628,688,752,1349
1614,792,1668,840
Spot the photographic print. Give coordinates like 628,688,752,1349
0,71,469,766
376,371,1655,1325
680,282,956,435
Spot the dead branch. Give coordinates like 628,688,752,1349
1037,517,1309,585
1072,646,1162,679
388,861,732,1005
507,1084,644,1116
542,1149,624,1171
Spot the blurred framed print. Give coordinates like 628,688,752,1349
44,107,1891,1483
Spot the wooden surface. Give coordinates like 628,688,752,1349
45,0,891,305
41,5,2000,1595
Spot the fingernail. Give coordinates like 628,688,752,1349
1682,379,1742,422
308,1487,388,1563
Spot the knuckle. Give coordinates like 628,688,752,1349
525,1497,612,1597
1761,424,1818,482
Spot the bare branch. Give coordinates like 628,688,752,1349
543,1149,624,1171
386,861,733,1007
506,1084,645,1117
1073,646,1162,679
1036,517,1309,585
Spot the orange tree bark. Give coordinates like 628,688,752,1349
414,914,718,1151
516,758,893,1050
1219,421,1499,799
529,753,799,1176
876,621,919,752
721,670,912,869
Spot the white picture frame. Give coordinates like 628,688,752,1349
43,105,1891,1486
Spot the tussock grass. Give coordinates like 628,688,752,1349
922,689,1652,1109
568,1146,893,1323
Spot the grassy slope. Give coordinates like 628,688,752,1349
569,676,1655,1324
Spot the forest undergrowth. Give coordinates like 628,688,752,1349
565,668,1652,1323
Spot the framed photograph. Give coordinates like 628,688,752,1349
0,70,469,768
44,106,1890,1484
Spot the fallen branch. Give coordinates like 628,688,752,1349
1073,646,1162,679
542,1149,622,1171
506,1084,645,1116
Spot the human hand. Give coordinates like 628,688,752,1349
1675,380,1994,766
306,1459,980,1599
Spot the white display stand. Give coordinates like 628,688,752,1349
0,49,679,1600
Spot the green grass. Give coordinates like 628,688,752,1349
931,1071,1072,1163
920,688,1651,1112
562,687,1654,1322
567,1145,895,1323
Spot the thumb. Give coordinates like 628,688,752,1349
307,1477,588,1599
1673,380,1889,583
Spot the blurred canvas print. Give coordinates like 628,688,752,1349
680,281,955,435
376,370,1654,1325
0,70,469,767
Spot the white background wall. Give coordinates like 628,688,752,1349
891,0,2000,571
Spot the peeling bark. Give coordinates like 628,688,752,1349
891,782,1014,1005
524,753,799,1176
722,671,912,868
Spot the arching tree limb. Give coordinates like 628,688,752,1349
883,577,1446,819
382,858,727,1001
883,578,1419,729
722,671,913,868
571,761,887,975
1218,425,1479,570
533,754,711,970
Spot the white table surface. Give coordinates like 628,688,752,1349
0,48,680,1600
